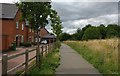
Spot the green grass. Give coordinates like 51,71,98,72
64,41,119,76
27,49,60,76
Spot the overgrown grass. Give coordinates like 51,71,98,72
64,39,118,76
27,48,60,75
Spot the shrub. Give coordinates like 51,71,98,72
20,42,25,46
32,42,37,45
20,42,31,47
24,42,31,47
54,40,61,49
9,42,16,51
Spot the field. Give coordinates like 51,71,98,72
64,38,119,75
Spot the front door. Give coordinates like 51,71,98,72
16,36,18,46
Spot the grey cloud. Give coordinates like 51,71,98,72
52,2,118,22
50,2,118,34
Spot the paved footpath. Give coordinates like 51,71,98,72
56,44,102,75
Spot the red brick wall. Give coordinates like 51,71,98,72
39,27,49,37
2,19,15,50
14,10,28,43
1,10,31,50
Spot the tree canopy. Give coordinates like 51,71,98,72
60,24,120,41
17,2,51,30
50,9,63,40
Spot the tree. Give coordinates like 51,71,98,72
75,28,84,40
50,9,63,40
106,24,119,38
17,1,52,68
60,33,71,41
82,26,101,40
82,24,92,32
97,24,107,39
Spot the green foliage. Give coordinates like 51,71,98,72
60,33,71,41
50,9,63,40
54,40,61,49
65,42,119,75
20,42,31,47
28,49,60,75
17,2,51,29
98,24,107,39
82,26,101,40
106,24,120,38
9,42,16,51
60,24,120,41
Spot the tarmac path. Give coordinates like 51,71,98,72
56,44,101,76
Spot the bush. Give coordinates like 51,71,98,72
20,42,25,46
54,40,61,49
32,42,37,45
24,42,31,47
9,42,16,51
20,42,31,47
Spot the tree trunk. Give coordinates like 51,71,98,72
36,30,40,68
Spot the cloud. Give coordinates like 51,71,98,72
50,2,118,34
52,2,118,22
61,14,118,34
52,0,119,2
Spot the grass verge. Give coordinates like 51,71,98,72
64,41,118,76
27,49,60,75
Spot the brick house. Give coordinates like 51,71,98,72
0,3,56,51
39,27,56,44
0,3,35,51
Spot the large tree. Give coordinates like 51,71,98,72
17,1,52,68
82,26,101,40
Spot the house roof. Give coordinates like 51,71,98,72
0,3,18,19
42,34,56,39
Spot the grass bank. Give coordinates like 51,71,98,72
64,38,118,75
27,41,61,75
28,49,60,75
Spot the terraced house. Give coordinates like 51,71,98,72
0,3,56,51
0,3,34,51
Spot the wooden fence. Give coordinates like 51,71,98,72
1,43,55,75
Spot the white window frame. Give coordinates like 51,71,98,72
22,23,24,30
29,28,31,32
35,38,37,42
16,21,19,29
25,20,29,25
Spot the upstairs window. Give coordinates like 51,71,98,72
16,21,19,29
29,28,31,32
22,23,24,30
25,20,29,26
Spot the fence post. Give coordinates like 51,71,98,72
36,47,40,69
2,54,8,75
25,49,29,75
41,46,44,57
48,44,50,53
45,44,47,56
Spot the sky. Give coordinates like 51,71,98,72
0,0,119,34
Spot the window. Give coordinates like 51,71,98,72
25,20,29,26
16,21,19,29
22,24,24,30
21,35,24,42
35,38,37,42
29,28,31,32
